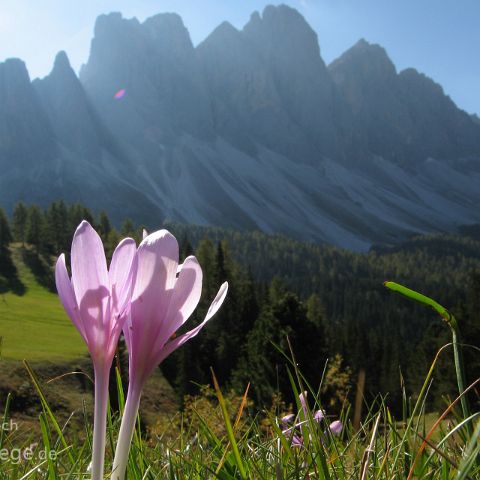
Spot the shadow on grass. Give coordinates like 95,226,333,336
22,249,55,292
0,250,26,296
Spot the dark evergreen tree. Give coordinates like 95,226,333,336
0,208,12,252
45,200,69,253
12,203,28,246
68,204,94,234
120,218,135,238
25,205,46,253
233,287,324,405
104,229,121,262
98,211,112,240
0,207,22,294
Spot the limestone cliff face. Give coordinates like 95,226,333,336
329,39,480,165
1,5,480,248
80,12,213,148
0,58,56,169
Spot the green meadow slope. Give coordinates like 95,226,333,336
0,245,86,361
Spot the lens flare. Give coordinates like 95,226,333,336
114,89,126,99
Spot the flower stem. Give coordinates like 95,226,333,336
111,383,142,480
92,365,109,480
451,324,472,436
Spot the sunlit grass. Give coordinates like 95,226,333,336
0,245,86,361
0,348,478,480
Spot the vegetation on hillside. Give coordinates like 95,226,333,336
1,202,479,415
0,201,479,478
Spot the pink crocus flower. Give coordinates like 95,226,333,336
111,229,228,480
314,409,325,422
329,420,343,435
55,220,137,480
281,413,295,425
299,391,308,418
281,392,331,447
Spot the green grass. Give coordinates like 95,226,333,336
0,363,478,479
0,246,86,361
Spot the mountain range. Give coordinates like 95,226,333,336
1,4,479,250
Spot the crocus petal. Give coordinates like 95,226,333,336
154,282,228,365
281,413,295,425
142,229,148,240
55,254,87,343
299,391,308,418
71,221,109,300
314,409,325,422
129,230,178,356
291,435,303,447
70,221,112,357
330,420,343,435
156,256,202,348
109,238,137,317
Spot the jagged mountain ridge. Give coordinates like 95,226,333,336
1,4,479,250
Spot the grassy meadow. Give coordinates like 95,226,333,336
0,245,86,361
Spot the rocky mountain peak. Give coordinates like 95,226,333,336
45,51,80,88
53,50,71,71
93,12,139,38
0,58,31,89
329,38,397,82
243,4,322,60
142,12,192,47
0,59,56,170
213,20,240,38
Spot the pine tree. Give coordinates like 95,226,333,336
25,206,46,253
98,211,112,240
233,288,318,405
104,229,121,262
12,203,28,246
0,208,16,291
0,208,12,252
121,218,135,237
68,204,94,233
45,201,69,253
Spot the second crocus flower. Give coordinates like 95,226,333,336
111,229,228,480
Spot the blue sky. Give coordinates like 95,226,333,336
1,0,479,114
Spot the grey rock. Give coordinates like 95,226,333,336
1,5,479,250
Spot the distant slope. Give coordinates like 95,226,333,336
0,245,86,361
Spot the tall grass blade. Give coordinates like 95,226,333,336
211,369,248,480
384,281,472,433
23,360,75,464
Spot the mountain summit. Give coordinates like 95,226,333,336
1,4,479,249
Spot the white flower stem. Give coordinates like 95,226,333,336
91,365,109,480
111,383,142,480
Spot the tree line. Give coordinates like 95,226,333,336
1,202,479,414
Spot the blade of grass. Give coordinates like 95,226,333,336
23,360,75,464
215,383,250,475
0,392,12,450
456,418,480,480
39,412,56,480
359,413,381,480
211,369,247,480
407,377,480,480
384,281,471,430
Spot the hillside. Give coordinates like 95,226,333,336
1,202,479,412
0,244,86,361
